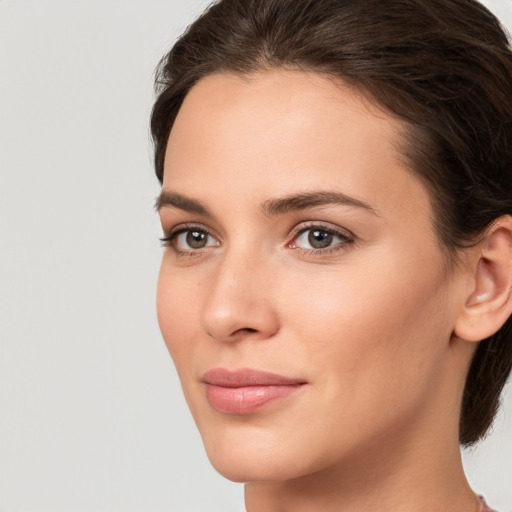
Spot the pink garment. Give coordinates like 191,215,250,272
479,496,497,512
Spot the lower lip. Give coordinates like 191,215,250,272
205,384,303,414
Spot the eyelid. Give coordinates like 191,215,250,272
160,223,220,252
159,220,355,256
288,220,355,240
287,221,356,253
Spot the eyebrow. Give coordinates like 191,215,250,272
155,190,378,217
155,191,212,216
261,191,379,216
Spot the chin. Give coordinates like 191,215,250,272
198,422,312,483
206,448,302,483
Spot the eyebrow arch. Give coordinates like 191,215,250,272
155,190,212,216
261,191,379,216
156,189,378,217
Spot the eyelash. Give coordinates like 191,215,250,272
288,222,355,255
160,222,355,256
159,223,217,257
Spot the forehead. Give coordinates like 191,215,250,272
167,69,403,165
163,69,431,225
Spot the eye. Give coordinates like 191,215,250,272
289,224,354,253
160,226,220,253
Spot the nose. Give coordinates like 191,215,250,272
200,248,280,343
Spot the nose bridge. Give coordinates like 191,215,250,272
200,242,279,342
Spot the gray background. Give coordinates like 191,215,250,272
1,1,511,511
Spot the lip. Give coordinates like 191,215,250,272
202,368,307,414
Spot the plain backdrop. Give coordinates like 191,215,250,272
1,1,511,511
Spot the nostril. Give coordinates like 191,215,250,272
238,327,258,334
207,327,258,340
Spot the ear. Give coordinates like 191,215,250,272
454,215,512,342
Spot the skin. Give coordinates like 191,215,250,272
156,70,484,512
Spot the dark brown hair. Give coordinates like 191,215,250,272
151,0,512,445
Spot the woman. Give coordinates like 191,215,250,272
151,0,512,510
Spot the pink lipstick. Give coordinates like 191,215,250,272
202,368,306,414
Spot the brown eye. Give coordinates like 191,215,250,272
186,230,209,249
161,227,220,253
308,229,333,249
290,225,354,253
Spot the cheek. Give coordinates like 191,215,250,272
281,252,452,409
156,259,197,365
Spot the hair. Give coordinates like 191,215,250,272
150,0,512,446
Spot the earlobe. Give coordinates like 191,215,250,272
454,216,512,343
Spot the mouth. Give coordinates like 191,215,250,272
201,368,307,414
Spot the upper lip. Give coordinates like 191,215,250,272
202,368,306,387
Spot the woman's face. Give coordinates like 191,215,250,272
157,70,466,482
